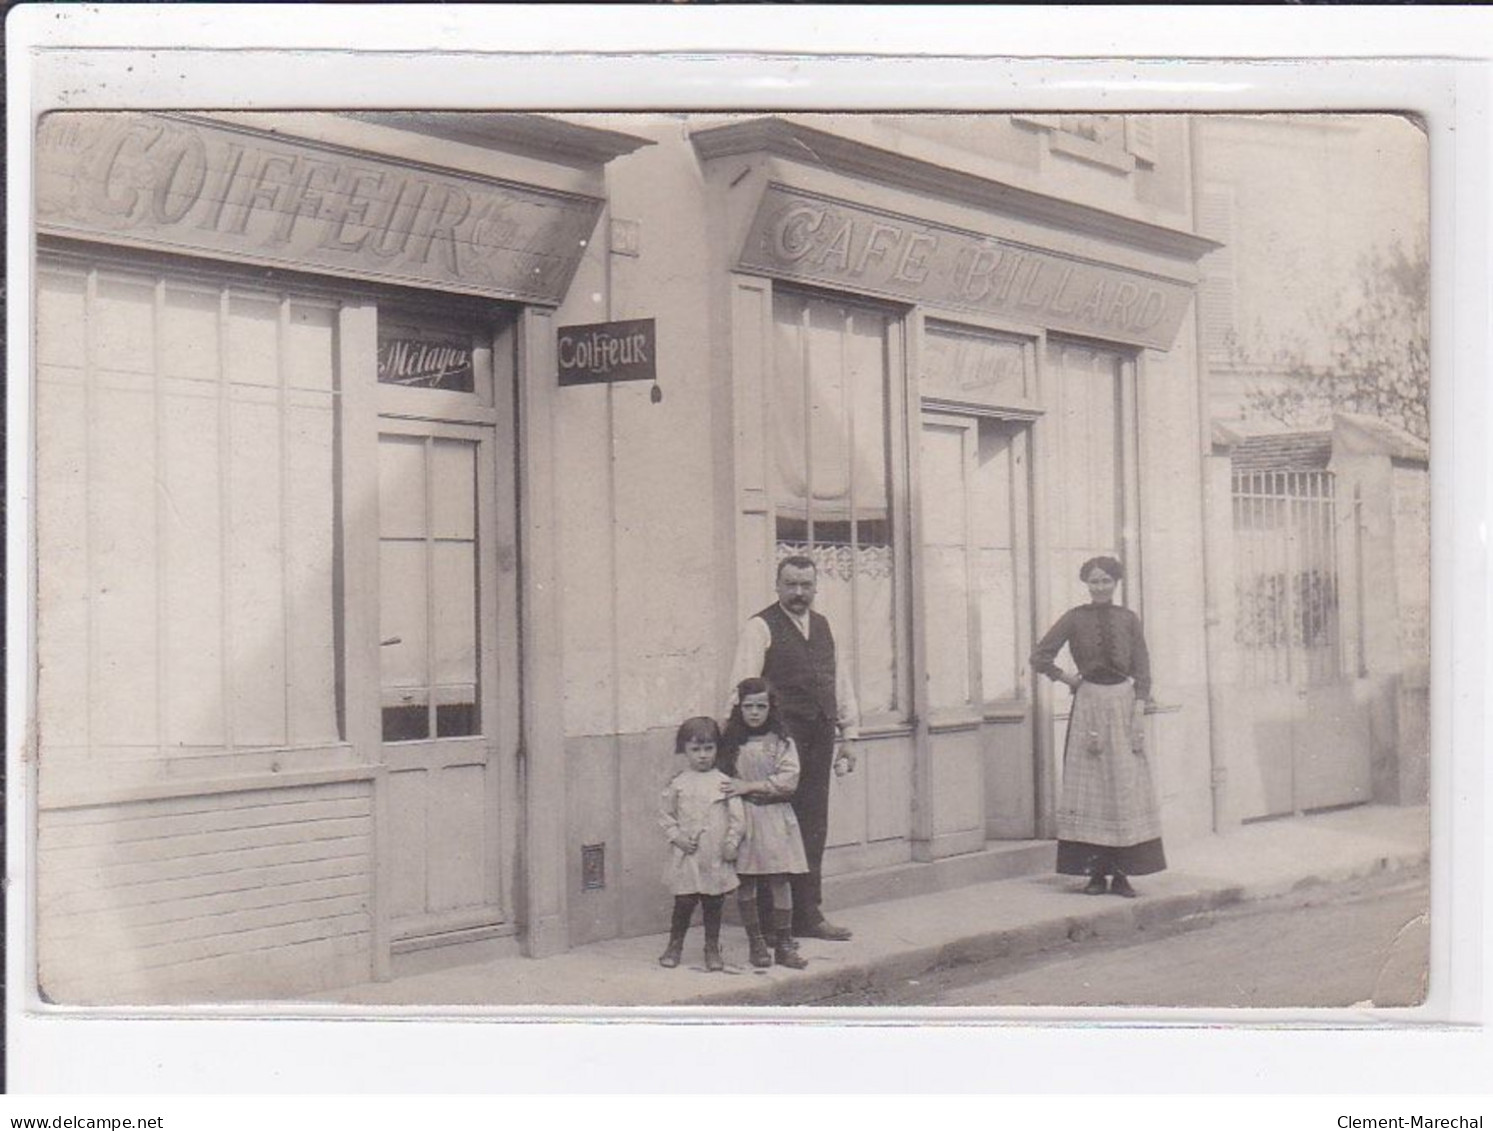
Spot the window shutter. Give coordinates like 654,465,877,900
1010,113,1060,131
1125,115,1159,166
1196,183,1238,352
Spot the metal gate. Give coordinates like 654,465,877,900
1231,470,1370,819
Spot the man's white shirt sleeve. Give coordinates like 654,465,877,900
725,615,772,717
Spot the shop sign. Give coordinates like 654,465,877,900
739,185,1195,351
378,331,474,392
557,318,656,386
922,325,1030,406
36,112,603,306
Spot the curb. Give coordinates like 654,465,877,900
674,846,1428,1008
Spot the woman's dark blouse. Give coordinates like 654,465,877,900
1031,604,1152,700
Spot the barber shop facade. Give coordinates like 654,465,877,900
31,111,1223,1002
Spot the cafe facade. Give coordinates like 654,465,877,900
30,111,1223,1002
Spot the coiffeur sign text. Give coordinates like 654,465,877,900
739,185,1195,351
35,112,604,306
557,319,657,387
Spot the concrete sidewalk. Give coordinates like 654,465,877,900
313,804,1429,1009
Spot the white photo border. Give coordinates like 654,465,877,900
6,3,1488,1094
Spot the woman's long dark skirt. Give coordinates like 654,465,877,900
1056,837,1167,877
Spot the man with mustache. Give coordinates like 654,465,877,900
727,555,860,941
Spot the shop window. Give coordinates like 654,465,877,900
771,291,904,721
1044,339,1141,618
35,262,342,760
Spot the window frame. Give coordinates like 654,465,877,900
1039,333,1145,630
32,248,353,798
765,283,915,732
913,309,1043,723
1011,113,1159,173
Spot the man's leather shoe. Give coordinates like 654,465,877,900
797,920,853,941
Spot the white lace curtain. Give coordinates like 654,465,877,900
771,293,898,716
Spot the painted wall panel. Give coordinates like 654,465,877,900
385,770,428,919
931,729,984,836
428,763,488,913
864,737,914,844
36,781,374,1004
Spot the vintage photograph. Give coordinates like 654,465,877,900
25,109,1430,1011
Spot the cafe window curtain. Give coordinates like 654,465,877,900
770,290,898,717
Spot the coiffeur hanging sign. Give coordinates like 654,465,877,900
557,319,656,386
35,112,604,306
738,185,1195,351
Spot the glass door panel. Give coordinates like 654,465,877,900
379,435,480,743
975,420,1025,703
377,422,503,939
919,418,976,713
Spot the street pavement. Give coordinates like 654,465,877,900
309,803,1429,1011
822,864,1429,1008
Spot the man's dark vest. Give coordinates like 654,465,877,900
758,602,837,723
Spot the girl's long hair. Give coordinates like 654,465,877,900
719,677,789,778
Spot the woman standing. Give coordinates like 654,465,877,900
1031,556,1165,897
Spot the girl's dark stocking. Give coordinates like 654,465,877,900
738,882,773,968
659,894,698,968
771,906,808,970
701,894,725,971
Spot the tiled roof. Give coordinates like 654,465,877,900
1229,431,1334,473
1335,413,1430,464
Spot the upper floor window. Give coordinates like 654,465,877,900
1013,113,1159,173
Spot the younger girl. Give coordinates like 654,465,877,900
719,678,810,970
658,716,745,971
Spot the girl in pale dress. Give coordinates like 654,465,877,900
658,716,745,971
719,678,810,970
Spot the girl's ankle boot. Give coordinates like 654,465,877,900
660,895,696,967
702,895,725,971
771,910,808,969
740,901,776,972
658,934,686,968
739,898,774,968
773,934,808,970
740,895,776,966
745,928,773,968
